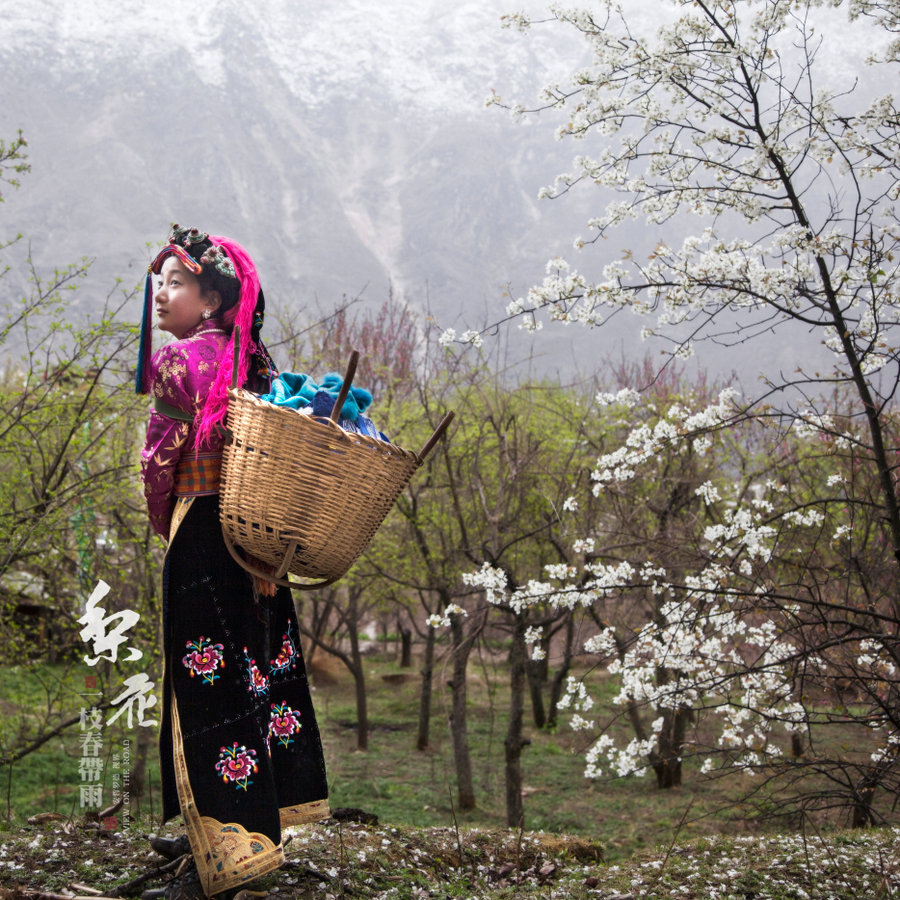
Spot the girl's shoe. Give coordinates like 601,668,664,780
150,834,192,860
142,862,205,900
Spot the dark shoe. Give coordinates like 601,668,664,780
150,834,192,861
141,864,206,900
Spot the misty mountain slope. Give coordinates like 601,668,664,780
0,0,843,379
0,0,586,306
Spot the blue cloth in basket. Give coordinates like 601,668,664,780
259,373,388,441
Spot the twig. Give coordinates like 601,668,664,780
107,855,184,897
4,757,12,826
447,785,465,868
876,846,895,899
648,795,695,892
18,893,123,900
338,821,346,900
515,813,525,885
0,705,114,767
800,811,813,898
148,766,154,826
98,797,124,820
800,810,861,900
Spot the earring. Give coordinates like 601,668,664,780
202,310,212,320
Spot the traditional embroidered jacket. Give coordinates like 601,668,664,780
140,320,227,537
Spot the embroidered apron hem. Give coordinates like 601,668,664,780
171,688,285,894
280,799,331,827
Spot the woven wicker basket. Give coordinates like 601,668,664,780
219,338,452,590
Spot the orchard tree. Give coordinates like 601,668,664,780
460,0,900,824
404,352,598,825
0,262,149,656
275,289,420,411
291,574,383,752
0,135,161,811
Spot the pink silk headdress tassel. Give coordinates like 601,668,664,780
193,234,261,449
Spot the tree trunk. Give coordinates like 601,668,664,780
417,626,436,751
399,620,412,668
505,615,527,828
653,706,688,789
449,615,476,810
526,656,546,729
850,773,878,827
296,594,332,672
849,752,895,827
127,723,153,810
293,587,370,749
547,612,575,728
347,593,369,751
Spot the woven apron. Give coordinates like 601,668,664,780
159,490,329,895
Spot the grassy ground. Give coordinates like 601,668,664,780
314,652,749,860
1,815,899,898
2,649,898,897
3,651,751,857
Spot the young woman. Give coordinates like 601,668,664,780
136,226,329,899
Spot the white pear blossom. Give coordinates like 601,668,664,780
475,0,900,807
695,481,720,505
596,387,640,408
425,604,469,630
437,328,456,347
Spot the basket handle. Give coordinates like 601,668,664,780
418,411,455,462
330,350,360,423
221,528,343,591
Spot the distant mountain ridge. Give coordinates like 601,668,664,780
0,0,597,368
0,0,851,381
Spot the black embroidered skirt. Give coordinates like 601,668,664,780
159,495,329,895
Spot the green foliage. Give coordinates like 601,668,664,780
0,129,29,201
361,345,597,608
0,661,161,823
0,266,156,661
0,193,162,786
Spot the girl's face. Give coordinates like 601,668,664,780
155,256,219,339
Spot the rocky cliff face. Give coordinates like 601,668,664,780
0,0,849,379
0,0,597,366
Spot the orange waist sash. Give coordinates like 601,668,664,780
174,453,221,496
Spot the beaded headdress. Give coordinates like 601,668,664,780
135,225,276,448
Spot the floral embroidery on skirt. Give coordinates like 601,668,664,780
182,636,226,685
159,496,329,895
